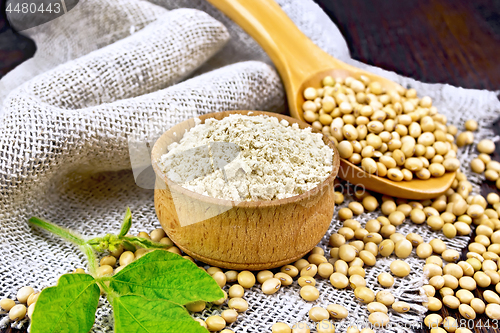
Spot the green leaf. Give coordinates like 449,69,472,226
30,274,100,333
112,295,208,333
109,250,223,305
122,240,138,252
122,236,169,249
118,208,132,237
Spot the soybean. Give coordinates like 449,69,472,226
262,278,281,295
272,323,291,333
275,272,294,286
298,276,316,287
354,287,375,304
281,265,299,278
309,307,330,322
459,304,476,320
8,304,26,321
206,315,226,331
368,312,389,327
238,271,256,289
377,273,394,288
300,285,320,301
326,303,349,319
392,301,410,313
316,320,335,333
395,239,413,258
228,284,245,298
16,286,34,304
228,298,248,312
390,260,411,277
486,304,500,320
0,299,15,311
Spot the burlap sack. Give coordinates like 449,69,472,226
1,0,499,332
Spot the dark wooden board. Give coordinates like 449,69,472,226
315,0,500,91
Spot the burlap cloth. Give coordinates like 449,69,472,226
1,0,499,332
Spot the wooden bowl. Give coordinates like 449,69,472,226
151,111,340,270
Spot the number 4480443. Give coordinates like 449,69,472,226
6,2,62,14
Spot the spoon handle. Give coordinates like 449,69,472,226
207,0,333,86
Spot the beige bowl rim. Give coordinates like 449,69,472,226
151,110,340,209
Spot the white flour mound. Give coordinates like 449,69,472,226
159,114,334,201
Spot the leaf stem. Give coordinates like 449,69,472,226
99,280,115,296
81,245,99,277
97,277,118,302
98,276,113,282
29,217,85,246
83,247,116,299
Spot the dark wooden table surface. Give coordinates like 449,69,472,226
1,0,500,332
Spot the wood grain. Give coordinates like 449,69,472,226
339,159,456,200
316,0,500,91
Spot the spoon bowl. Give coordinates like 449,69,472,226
208,0,455,199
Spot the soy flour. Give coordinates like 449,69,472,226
158,114,334,201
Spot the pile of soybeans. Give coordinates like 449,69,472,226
301,75,461,182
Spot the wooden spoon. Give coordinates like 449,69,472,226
207,0,455,199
